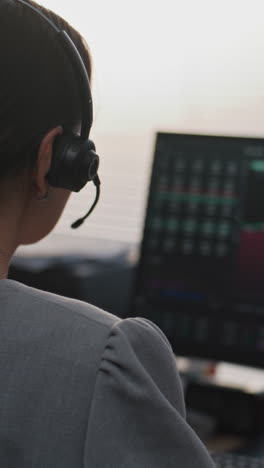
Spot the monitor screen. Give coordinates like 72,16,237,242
129,133,264,368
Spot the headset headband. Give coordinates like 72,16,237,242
16,0,93,140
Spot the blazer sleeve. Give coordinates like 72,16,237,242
84,317,215,468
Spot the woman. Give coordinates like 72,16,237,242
0,1,215,466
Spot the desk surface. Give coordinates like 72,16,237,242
206,434,248,453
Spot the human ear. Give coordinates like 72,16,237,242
33,126,63,198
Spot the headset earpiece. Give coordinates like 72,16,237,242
47,132,99,192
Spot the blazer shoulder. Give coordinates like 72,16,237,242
0,278,119,331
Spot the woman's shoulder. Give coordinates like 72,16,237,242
0,278,174,372
0,278,119,331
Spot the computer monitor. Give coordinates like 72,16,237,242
129,132,264,368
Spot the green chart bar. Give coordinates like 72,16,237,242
158,191,237,206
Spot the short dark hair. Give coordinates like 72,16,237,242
0,0,92,180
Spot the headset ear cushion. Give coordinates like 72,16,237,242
46,133,99,192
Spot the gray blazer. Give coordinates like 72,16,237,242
0,279,214,467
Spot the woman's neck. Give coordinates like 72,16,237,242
0,250,12,280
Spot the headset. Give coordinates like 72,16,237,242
16,0,101,229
